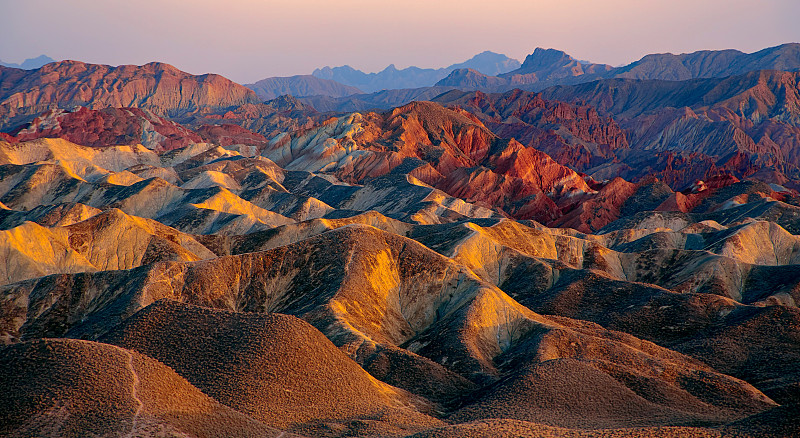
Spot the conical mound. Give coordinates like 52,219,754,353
101,299,442,434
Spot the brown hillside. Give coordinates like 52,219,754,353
100,299,441,435
0,338,289,438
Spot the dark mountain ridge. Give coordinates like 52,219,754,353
437,43,800,92
312,51,521,92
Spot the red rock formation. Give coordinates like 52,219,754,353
434,89,628,172
10,107,202,150
195,124,268,148
540,70,800,187
0,61,260,131
552,177,637,232
655,192,693,213
190,102,320,139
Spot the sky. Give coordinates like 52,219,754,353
1,0,798,84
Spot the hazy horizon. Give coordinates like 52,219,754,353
1,0,798,83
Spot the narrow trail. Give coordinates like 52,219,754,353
124,351,144,438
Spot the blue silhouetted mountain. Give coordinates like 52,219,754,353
311,51,521,92
0,55,56,70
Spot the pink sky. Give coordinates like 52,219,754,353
1,0,797,83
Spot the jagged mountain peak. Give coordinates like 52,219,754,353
520,47,577,68
265,94,314,112
0,54,55,70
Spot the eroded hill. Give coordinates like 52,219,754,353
1,131,799,437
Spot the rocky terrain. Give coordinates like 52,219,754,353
431,71,800,192
246,75,364,100
432,89,629,173
1,129,799,437
1,48,800,437
6,107,203,151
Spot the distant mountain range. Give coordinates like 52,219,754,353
310,51,521,93
437,43,800,91
247,44,800,103
0,55,55,70
245,51,520,101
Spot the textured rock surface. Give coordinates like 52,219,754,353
540,70,800,188
433,89,628,173
1,223,782,432
0,61,260,131
263,101,591,223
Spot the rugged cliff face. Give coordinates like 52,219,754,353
0,61,261,131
